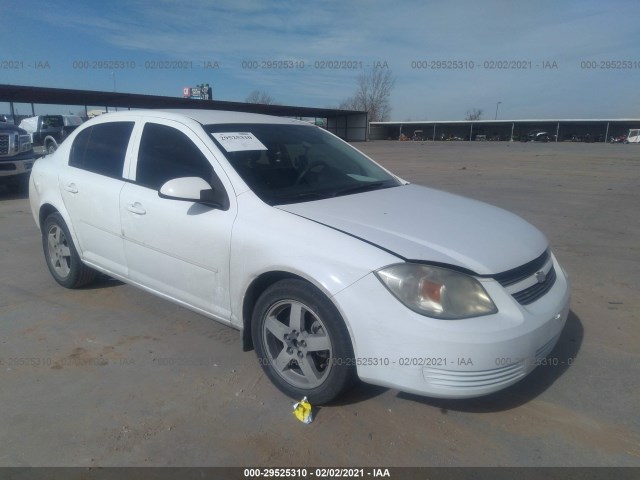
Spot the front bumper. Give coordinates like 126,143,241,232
0,157,35,178
333,254,571,398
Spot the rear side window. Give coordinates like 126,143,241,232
135,122,214,190
69,122,134,178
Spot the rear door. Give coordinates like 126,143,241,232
119,119,236,321
59,120,136,276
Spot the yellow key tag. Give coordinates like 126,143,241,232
292,396,313,424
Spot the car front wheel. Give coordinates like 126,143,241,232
42,213,96,288
251,279,356,404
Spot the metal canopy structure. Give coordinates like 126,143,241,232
0,84,368,141
370,119,640,142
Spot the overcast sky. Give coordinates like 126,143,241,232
1,0,639,120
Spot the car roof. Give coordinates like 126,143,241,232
96,109,310,126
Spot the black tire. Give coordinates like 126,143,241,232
251,279,356,404
42,212,97,288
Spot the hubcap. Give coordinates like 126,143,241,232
47,225,71,278
262,300,332,389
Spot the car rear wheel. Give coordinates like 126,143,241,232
251,279,356,404
42,213,96,288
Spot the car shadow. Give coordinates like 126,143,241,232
396,310,584,412
80,273,124,289
330,380,389,406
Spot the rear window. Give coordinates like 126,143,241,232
69,122,134,178
42,116,63,129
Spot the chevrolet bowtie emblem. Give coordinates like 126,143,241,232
535,270,546,284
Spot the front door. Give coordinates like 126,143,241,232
120,119,235,321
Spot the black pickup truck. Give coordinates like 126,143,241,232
0,121,36,192
19,115,83,154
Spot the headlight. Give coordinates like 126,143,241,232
19,135,32,153
375,263,498,319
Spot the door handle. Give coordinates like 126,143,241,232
64,183,78,193
127,202,146,215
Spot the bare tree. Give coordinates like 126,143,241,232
340,68,395,122
465,108,483,121
245,90,277,105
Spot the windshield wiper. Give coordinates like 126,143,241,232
331,181,392,197
269,191,333,205
269,182,396,205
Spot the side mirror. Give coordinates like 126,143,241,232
158,177,229,210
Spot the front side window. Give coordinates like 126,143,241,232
205,123,401,205
135,122,214,190
69,122,134,178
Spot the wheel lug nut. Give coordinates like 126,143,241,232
286,347,293,354
297,351,303,359
300,341,306,347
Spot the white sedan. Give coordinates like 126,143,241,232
29,109,570,404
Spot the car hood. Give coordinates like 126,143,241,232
276,184,548,275
0,123,28,134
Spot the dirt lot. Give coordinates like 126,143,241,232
0,141,638,467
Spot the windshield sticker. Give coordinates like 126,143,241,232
211,132,267,152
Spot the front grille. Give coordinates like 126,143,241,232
0,134,8,155
492,250,558,305
423,361,525,389
493,249,550,287
512,266,557,305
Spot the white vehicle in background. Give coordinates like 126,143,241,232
87,110,107,118
625,129,640,143
29,109,571,404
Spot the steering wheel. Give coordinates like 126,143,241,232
295,161,327,185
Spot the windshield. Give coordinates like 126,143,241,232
205,123,401,205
